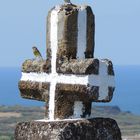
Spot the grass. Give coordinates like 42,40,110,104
0,105,140,138
0,135,14,140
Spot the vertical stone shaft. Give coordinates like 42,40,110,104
46,5,95,61
45,5,95,120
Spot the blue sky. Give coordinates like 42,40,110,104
0,0,140,67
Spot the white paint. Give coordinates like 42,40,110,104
48,9,58,120
21,73,88,85
73,101,83,118
21,59,115,120
21,60,115,101
36,118,86,122
99,61,113,100
21,7,114,120
89,61,115,100
20,6,115,120
77,9,87,59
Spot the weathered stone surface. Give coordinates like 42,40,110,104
19,81,114,119
21,59,114,76
15,118,122,140
106,59,115,75
57,5,78,61
53,83,114,119
46,10,52,60
57,58,99,74
86,6,95,58
16,1,120,139
19,81,50,102
56,84,100,102
47,4,95,61
22,59,51,73
55,85,92,119
20,57,115,119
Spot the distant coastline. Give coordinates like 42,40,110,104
0,66,140,115
0,105,140,139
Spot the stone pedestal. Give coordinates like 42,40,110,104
15,118,121,140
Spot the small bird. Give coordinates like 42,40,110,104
32,46,43,61
64,0,71,4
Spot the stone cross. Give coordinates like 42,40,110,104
15,3,122,140
19,4,115,120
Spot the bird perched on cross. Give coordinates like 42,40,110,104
32,46,43,61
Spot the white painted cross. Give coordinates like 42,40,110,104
21,9,115,120
21,60,115,120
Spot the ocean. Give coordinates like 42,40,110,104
0,66,140,115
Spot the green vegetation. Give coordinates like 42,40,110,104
0,105,44,139
0,135,14,140
0,105,140,138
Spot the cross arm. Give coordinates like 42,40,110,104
21,58,114,76
22,59,51,73
57,58,114,75
19,58,115,103
19,81,50,102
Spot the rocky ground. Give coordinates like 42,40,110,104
0,105,139,140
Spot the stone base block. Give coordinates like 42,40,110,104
15,118,121,140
